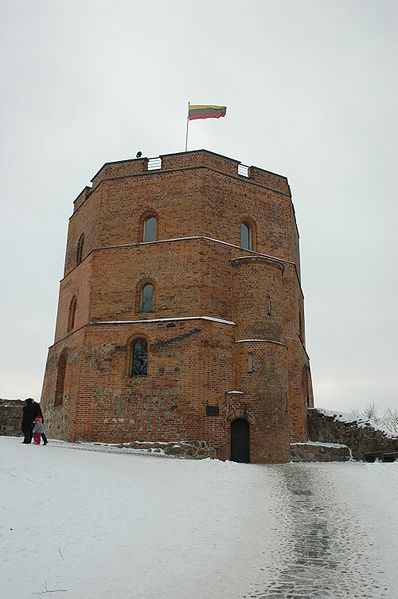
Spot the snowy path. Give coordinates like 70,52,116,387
0,437,397,598
247,464,397,598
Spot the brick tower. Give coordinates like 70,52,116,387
40,150,313,463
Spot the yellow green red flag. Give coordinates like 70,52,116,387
188,104,227,120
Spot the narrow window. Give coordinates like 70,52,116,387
76,233,84,265
299,309,303,340
140,284,154,312
248,352,253,373
266,296,271,315
143,216,157,242
55,348,67,406
131,339,148,376
302,366,309,406
240,222,252,250
67,296,77,332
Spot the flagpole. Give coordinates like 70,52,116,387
185,101,190,152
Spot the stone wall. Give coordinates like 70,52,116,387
308,408,398,461
115,440,216,458
290,441,350,462
0,399,24,437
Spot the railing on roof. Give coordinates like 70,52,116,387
238,163,250,177
147,157,162,171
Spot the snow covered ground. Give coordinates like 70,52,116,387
1,437,397,599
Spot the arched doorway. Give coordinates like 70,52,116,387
230,419,250,463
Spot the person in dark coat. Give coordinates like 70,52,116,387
21,398,34,444
32,401,48,445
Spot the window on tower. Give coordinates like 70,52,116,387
130,338,148,376
67,296,77,332
76,233,84,265
143,216,157,242
140,284,154,312
240,222,253,250
299,308,303,340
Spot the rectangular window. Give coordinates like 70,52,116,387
248,352,253,373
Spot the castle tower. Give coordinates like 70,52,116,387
40,150,313,463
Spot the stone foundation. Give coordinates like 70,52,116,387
290,441,351,462
74,439,216,459
114,440,216,458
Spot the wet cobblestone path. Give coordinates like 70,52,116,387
244,464,395,599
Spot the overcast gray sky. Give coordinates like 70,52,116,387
1,0,397,414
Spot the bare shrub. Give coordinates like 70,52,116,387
362,402,379,423
379,408,398,436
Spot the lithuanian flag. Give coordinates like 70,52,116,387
188,104,227,121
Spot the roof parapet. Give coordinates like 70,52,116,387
73,186,92,212
83,150,290,199
160,149,239,176
249,166,290,195
91,157,149,189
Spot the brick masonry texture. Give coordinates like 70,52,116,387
40,149,314,463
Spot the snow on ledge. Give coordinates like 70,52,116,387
94,236,296,267
236,339,287,347
291,440,349,449
226,390,244,395
236,338,269,343
89,315,236,326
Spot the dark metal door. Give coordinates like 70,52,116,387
230,419,250,463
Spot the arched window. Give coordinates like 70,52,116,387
140,284,154,312
55,348,68,406
130,338,148,376
143,216,157,242
67,296,77,332
76,233,84,265
240,222,252,250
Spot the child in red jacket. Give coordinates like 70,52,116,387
32,416,44,445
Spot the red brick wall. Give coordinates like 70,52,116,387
55,254,93,342
41,150,313,463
